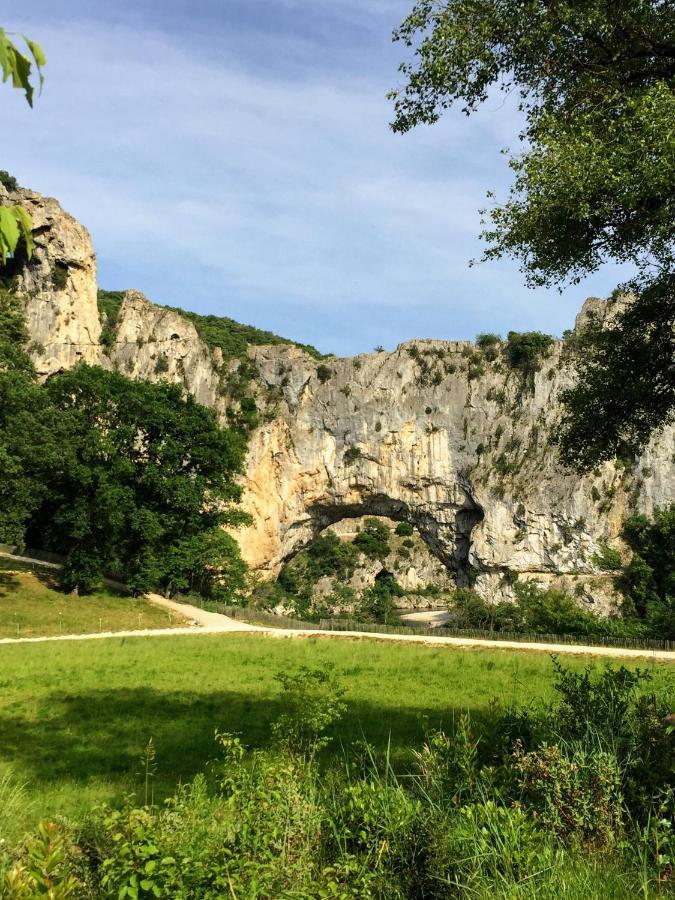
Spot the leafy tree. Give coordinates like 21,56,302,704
556,281,675,468
390,1,675,465
505,330,553,378
356,578,402,624
24,364,248,594
623,505,675,629
0,290,66,544
353,517,391,560
395,521,414,536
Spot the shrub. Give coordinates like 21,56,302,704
506,330,554,377
592,542,623,571
353,518,390,560
476,332,502,350
272,665,346,755
356,577,402,623
154,354,169,375
395,521,414,537
513,743,623,847
316,363,332,383
343,446,361,464
623,505,675,627
308,532,358,581
0,170,18,191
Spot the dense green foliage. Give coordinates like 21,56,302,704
395,521,414,537
0,170,17,191
162,304,325,362
505,330,554,378
279,532,360,601
24,365,247,596
3,657,675,897
557,282,675,468
390,1,675,465
0,27,44,269
96,289,125,348
0,293,249,598
623,504,675,626
0,291,64,544
448,582,606,636
353,517,391,560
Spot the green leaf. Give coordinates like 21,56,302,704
0,206,20,256
10,205,34,258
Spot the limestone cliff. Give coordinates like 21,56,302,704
5,187,674,610
1,183,101,375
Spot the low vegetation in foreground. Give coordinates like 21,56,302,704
0,562,185,638
1,646,675,898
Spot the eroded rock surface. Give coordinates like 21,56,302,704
8,187,674,609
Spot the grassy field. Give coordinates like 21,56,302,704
0,562,186,638
1,630,674,841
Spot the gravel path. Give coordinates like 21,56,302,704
0,590,673,660
1,553,673,660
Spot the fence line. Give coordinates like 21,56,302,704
201,603,675,652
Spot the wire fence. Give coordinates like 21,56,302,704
198,603,675,652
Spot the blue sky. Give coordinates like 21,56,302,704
4,1,628,355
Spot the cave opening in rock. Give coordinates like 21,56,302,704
278,490,485,590
375,568,395,585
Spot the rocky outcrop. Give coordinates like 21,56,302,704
7,187,674,610
237,336,675,613
108,290,225,411
1,184,102,376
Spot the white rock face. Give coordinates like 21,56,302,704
1,185,101,375
10,187,675,608
108,290,224,411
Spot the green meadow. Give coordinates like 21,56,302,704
1,631,673,840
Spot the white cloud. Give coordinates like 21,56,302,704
3,7,624,354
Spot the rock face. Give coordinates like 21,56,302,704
7,187,675,609
1,184,102,376
108,290,225,411
238,339,674,612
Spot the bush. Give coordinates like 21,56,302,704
316,363,332,383
154,354,169,375
272,665,346,755
395,521,414,537
476,332,501,349
513,743,623,847
353,517,390,560
592,542,623,570
623,505,675,627
0,170,18,191
356,577,402,624
343,446,361,464
506,330,554,377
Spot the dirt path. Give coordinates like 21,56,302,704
1,553,673,660
0,590,672,660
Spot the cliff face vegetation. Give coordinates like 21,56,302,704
3,183,674,610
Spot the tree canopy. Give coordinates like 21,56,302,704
390,1,675,467
0,292,249,598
